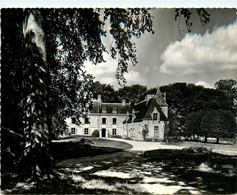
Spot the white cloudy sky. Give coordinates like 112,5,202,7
2,0,236,90
84,8,237,89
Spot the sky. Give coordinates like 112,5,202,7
84,8,237,89
1,2,237,90
1,0,237,8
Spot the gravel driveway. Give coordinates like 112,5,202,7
107,138,184,151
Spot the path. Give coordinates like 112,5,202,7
107,138,184,151
57,139,205,194
108,138,237,155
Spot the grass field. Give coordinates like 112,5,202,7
51,137,132,161
144,147,237,194
3,137,237,194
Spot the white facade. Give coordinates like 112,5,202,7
66,98,131,138
124,88,168,141
67,88,168,140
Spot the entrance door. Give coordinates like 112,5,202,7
102,128,106,137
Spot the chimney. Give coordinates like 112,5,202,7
98,95,102,103
163,92,166,101
122,99,126,106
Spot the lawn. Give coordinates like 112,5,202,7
144,147,237,194
3,137,237,194
162,140,237,155
51,136,132,161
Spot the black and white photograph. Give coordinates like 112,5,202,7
1,1,237,194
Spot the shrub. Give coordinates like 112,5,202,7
182,146,211,153
80,138,86,143
109,135,122,139
144,138,153,141
125,137,133,140
91,130,100,137
167,136,182,143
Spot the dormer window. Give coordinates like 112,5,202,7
153,113,158,120
71,117,76,124
112,107,117,113
85,117,90,124
102,107,106,113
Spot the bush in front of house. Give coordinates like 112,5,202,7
91,130,100,137
109,135,122,139
124,137,133,140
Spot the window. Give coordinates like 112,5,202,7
153,113,158,120
71,117,76,124
112,129,116,135
154,126,159,138
113,107,117,113
71,128,76,134
84,128,89,135
102,118,106,124
113,118,117,125
85,117,89,124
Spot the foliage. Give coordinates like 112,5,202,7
91,130,100,137
92,81,147,105
2,8,154,180
109,135,123,139
118,84,147,106
157,83,234,139
1,8,25,176
185,110,237,143
104,8,154,85
215,79,237,92
175,8,210,33
215,79,237,116
142,124,149,140
200,110,237,143
92,81,119,103
185,111,204,140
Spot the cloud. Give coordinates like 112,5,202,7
84,53,118,86
160,20,237,75
84,53,145,88
124,70,145,84
195,81,213,88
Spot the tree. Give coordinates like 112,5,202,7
215,79,237,116
200,110,237,144
215,79,237,92
158,83,234,139
1,9,25,178
2,8,154,180
185,111,206,141
175,8,210,35
1,7,215,182
92,81,119,103
118,84,147,106
142,124,149,140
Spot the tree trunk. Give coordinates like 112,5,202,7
204,136,207,143
22,9,52,179
216,137,220,144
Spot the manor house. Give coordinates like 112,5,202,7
66,87,168,141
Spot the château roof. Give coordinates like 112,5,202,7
90,101,131,114
125,98,168,123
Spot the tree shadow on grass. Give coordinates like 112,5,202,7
144,149,237,194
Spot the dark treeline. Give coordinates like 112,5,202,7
93,80,237,143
